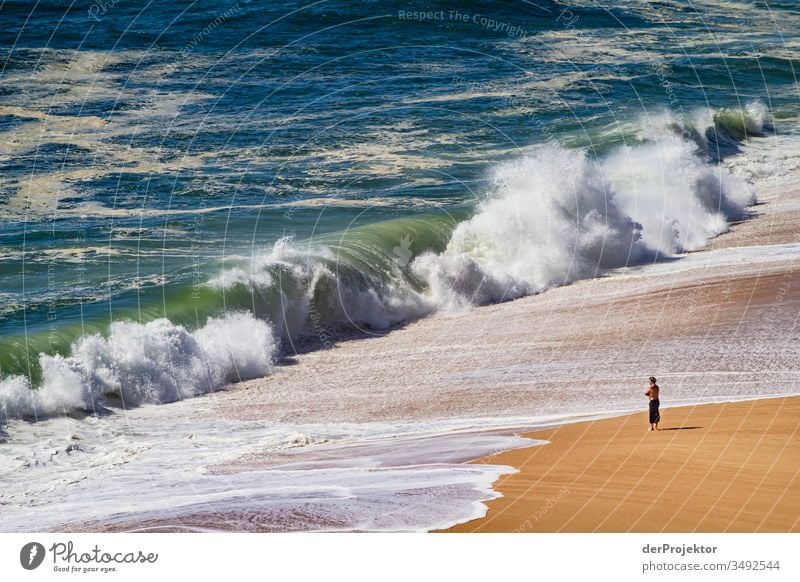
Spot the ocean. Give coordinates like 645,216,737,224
1,0,799,531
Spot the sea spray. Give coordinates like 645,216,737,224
0,106,764,422
413,146,645,306
412,115,755,306
209,222,447,332
0,312,277,419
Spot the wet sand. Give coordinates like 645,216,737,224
213,207,799,428
446,396,800,532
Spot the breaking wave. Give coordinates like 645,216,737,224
413,113,755,307
0,313,277,420
0,103,765,422
215,106,758,313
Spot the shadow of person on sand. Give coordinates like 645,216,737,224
660,426,702,431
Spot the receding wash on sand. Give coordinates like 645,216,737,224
1,1,799,533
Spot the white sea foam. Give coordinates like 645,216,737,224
0,312,277,420
0,401,543,532
0,105,777,424
207,109,763,320
412,116,756,307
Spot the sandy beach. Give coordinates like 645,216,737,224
8,181,797,533
446,396,800,532
59,183,799,533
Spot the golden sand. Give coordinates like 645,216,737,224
446,397,800,532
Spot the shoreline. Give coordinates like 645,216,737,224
444,396,800,533
34,393,800,533
123,180,797,533
4,180,798,534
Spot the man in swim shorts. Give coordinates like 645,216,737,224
646,376,660,431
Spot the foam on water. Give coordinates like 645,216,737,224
0,406,542,532
411,111,756,307
2,391,795,531
2,105,778,423
0,312,277,419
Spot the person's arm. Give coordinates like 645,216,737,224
645,388,651,397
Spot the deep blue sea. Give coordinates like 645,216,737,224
1,0,799,416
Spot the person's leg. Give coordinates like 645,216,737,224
650,400,660,431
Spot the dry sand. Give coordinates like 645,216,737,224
445,396,800,532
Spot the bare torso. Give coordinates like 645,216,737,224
646,385,660,400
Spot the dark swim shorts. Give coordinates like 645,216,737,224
649,399,660,424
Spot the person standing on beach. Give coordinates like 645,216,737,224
646,376,660,431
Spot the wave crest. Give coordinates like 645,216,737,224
1,105,764,423
412,124,754,305
0,312,277,419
